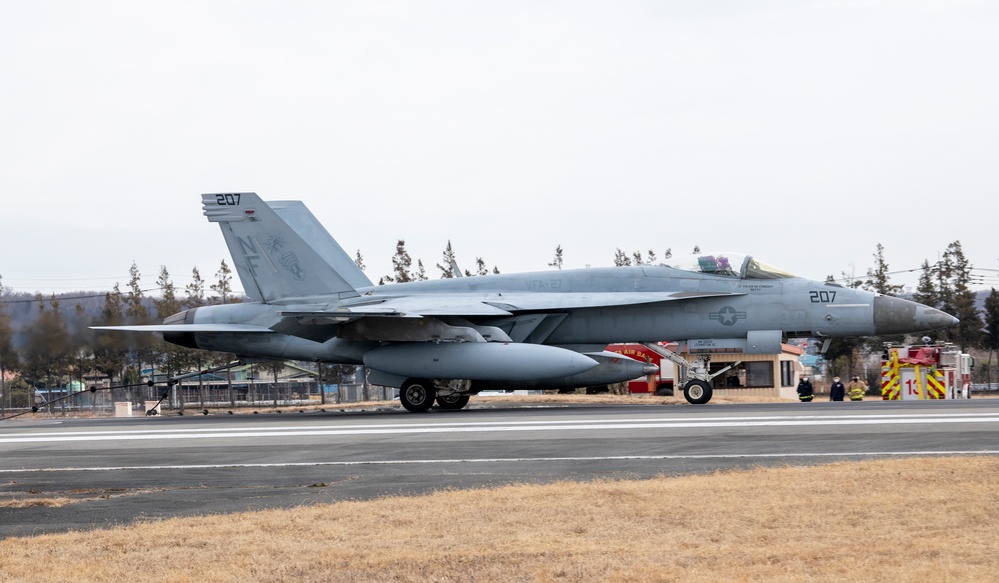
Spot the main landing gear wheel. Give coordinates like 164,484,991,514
436,393,470,411
400,379,436,413
683,379,713,405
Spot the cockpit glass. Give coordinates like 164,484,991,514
744,258,796,279
662,253,796,279
663,253,744,277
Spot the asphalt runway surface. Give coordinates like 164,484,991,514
3,399,999,538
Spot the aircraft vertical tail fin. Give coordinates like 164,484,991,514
267,200,373,289
202,192,362,303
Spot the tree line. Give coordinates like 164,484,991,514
0,261,241,409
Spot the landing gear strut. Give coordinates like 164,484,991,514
641,343,741,405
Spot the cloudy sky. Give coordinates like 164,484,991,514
2,1,997,299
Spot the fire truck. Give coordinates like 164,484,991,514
606,343,678,395
881,341,974,400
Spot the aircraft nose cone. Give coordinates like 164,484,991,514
873,295,958,335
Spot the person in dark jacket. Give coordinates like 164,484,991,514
829,376,846,401
797,376,814,402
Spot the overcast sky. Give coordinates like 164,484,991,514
2,1,997,300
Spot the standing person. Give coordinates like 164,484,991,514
797,375,814,402
847,376,867,401
830,376,846,401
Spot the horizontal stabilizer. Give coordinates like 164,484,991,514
90,324,274,333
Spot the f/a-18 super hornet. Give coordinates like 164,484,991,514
94,192,958,411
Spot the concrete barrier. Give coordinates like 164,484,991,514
114,402,132,417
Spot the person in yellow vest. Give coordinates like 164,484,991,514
847,376,867,401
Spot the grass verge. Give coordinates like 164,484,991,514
1,456,997,582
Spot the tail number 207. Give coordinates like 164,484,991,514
215,193,242,205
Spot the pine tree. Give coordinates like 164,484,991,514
210,260,234,304
913,260,938,309
153,266,182,320
125,262,148,320
23,295,72,410
863,243,905,296
614,249,631,267
152,266,186,381
984,288,999,388
0,275,18,410
384,240,413,283
354,250,366,271
93,285,129,400
68,302,93,399
185,267,205,308
437,241,458,278
944,241,982,350
548,245,564,270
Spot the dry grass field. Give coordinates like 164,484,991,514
2,456,997,582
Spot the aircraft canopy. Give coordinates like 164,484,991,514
663,253,796,279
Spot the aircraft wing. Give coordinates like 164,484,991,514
282,290,743,322
95,291,745,344
273,290,746,342
481,291,744,312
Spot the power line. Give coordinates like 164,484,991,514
0,288,167,305
0,288,246,305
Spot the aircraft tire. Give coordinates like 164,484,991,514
400,379,436,413
683,380,713,405
436,394,470,410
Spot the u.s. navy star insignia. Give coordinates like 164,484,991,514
709,306,747,326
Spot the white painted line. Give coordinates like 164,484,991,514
5,412,998,439
2,450,998,474
1,415,998,444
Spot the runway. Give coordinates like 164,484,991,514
3,399,999,538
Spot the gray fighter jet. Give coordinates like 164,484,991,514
95,192,957,411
